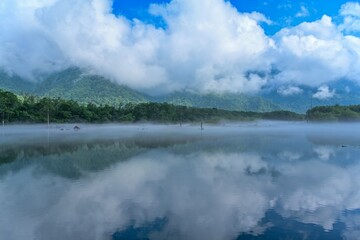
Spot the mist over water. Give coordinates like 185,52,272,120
1,122,360,240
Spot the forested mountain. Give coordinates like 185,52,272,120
0,89,304,124
0,68,281,112
2,68,360,113
0,70,35,93
261,81,360,113
153,91,281,112
34,68,148,106
307,105,360,122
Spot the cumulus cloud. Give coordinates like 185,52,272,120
0,0,360,94
0,0,273,94
340,2,360,33
277,86,303,96
313,85,336,100
271,15,360,87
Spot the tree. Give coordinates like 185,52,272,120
0,90,20,124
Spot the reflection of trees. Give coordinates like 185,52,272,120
0,131,317,172
0,141,145,178
306,132,360,147
0,149,18,165
0,136,210,178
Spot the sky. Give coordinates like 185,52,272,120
0,0,360,98
112,0,350,35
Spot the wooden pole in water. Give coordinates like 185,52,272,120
180,113,182,127
201,120,203,130
46,95,50,129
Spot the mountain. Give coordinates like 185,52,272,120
0,68,281,112
34,68,148,105
261,81,360,113
0,70,35,94
153,91,281,112
3,67,360,113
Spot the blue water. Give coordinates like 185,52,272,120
1,122,360,240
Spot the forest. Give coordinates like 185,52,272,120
0,89,304,124
306,105,360,121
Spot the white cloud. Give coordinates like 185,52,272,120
295,5,309,18
0,0,274,94
340,2,360,17
313,85,336,100
0,0,360,95
340,2,360,33
277,86,303,96
272,15,357,87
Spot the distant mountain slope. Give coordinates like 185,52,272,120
0,68,281,112
0,70,35,94
261,82,360,113
34,68,148,105
154,91,281,112
2,68,360,113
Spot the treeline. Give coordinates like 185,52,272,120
307,105,360,122
0,89,304,124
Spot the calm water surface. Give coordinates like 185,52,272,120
1,122,360,240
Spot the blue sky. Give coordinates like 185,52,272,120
112,0,349,35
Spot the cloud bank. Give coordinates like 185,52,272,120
0,0,360,95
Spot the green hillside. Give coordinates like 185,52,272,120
34,68,148,106
154,91,281,112
0,70,35,94
0,89,304,124
307,104,360,122
261,82,360,113
0,68,280,111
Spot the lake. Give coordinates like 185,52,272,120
1,122,360,240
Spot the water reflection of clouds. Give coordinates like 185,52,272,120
2,124,360,239
2,149,360,240
314,146,336,161
1,152,274,240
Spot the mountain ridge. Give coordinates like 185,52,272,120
3,68,360,113
0,68,282,112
